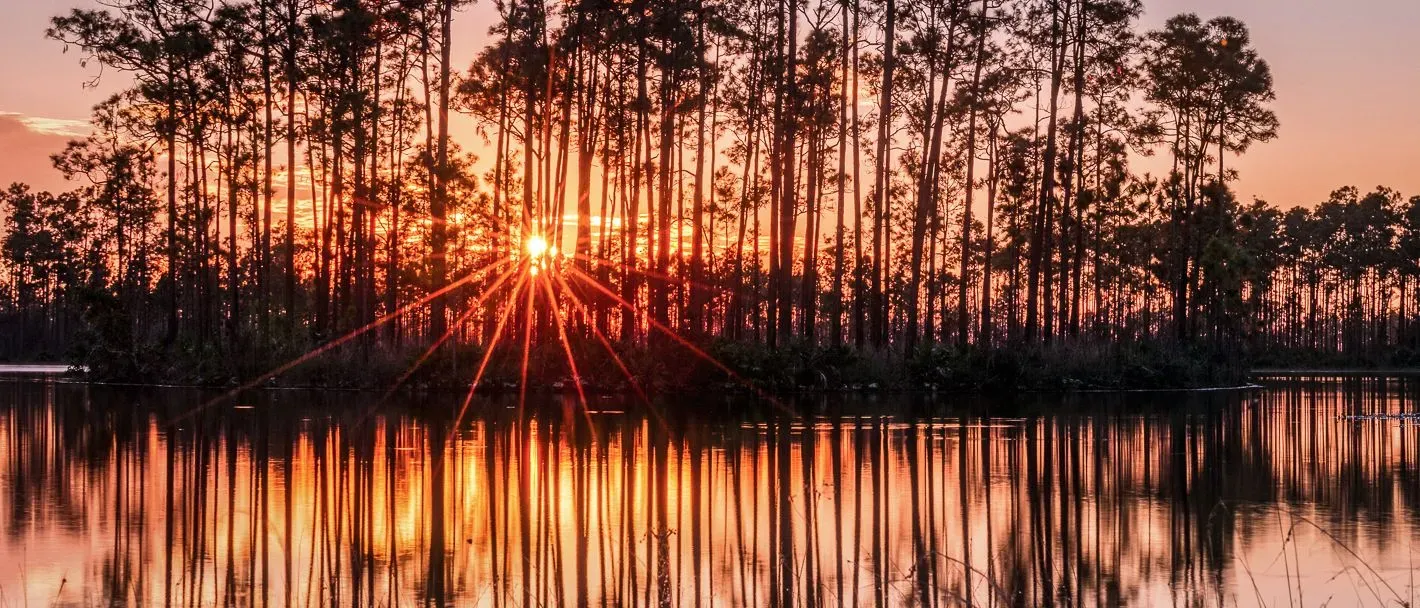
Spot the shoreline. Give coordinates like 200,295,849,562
22,363,1416,396
0,372,1272,396
1252,369,1420,377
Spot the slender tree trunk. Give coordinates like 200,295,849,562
958,0,987,347
831,0,851,347
165,70,179,346
850,0,865,348
1062,0,1087,338
979,122,999,348
871,0,896,348
802,125,822,340
259,0,274,346
1026,0,1065,345
430,0,454,340
654,61,676,335
782,0,803,344
284,0,298,334
690,14,709,336
905,41,940,354
907,5,958,351
623,44,648,344
226,106,240,349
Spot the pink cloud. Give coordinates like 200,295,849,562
0,111,87,194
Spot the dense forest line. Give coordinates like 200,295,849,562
0,0,1413,387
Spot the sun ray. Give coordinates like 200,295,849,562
571,252,728,297
538,270,594,430
567,267,792,413
384,265,519,395
449,270,530,436
549,272,655,409
176,258,511,425
352,264,522,430
548,271,675,434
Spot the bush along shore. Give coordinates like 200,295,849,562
58,334,1252,394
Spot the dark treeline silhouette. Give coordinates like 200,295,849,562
2,380,1419,605
0,0,1393,384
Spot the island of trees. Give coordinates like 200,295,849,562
0,0,1413,390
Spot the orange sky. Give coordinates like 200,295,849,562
2,0,1418,207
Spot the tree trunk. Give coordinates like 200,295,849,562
979,122,999,348
430,0,454,341
871,0,896,349
959,0,987,348
831,0,851,347
1026,0,1065,345
284,0,298,334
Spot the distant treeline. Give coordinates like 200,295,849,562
0,0,1402,383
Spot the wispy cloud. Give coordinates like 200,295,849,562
0,111,86,192
0,112,89,137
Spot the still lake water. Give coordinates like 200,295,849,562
1,379,1418,607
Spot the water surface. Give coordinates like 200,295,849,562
2,379,1418,607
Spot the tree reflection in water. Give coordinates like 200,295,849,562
1,379,1418,607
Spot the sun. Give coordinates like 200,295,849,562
525,234,554,275
526,234,549,259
